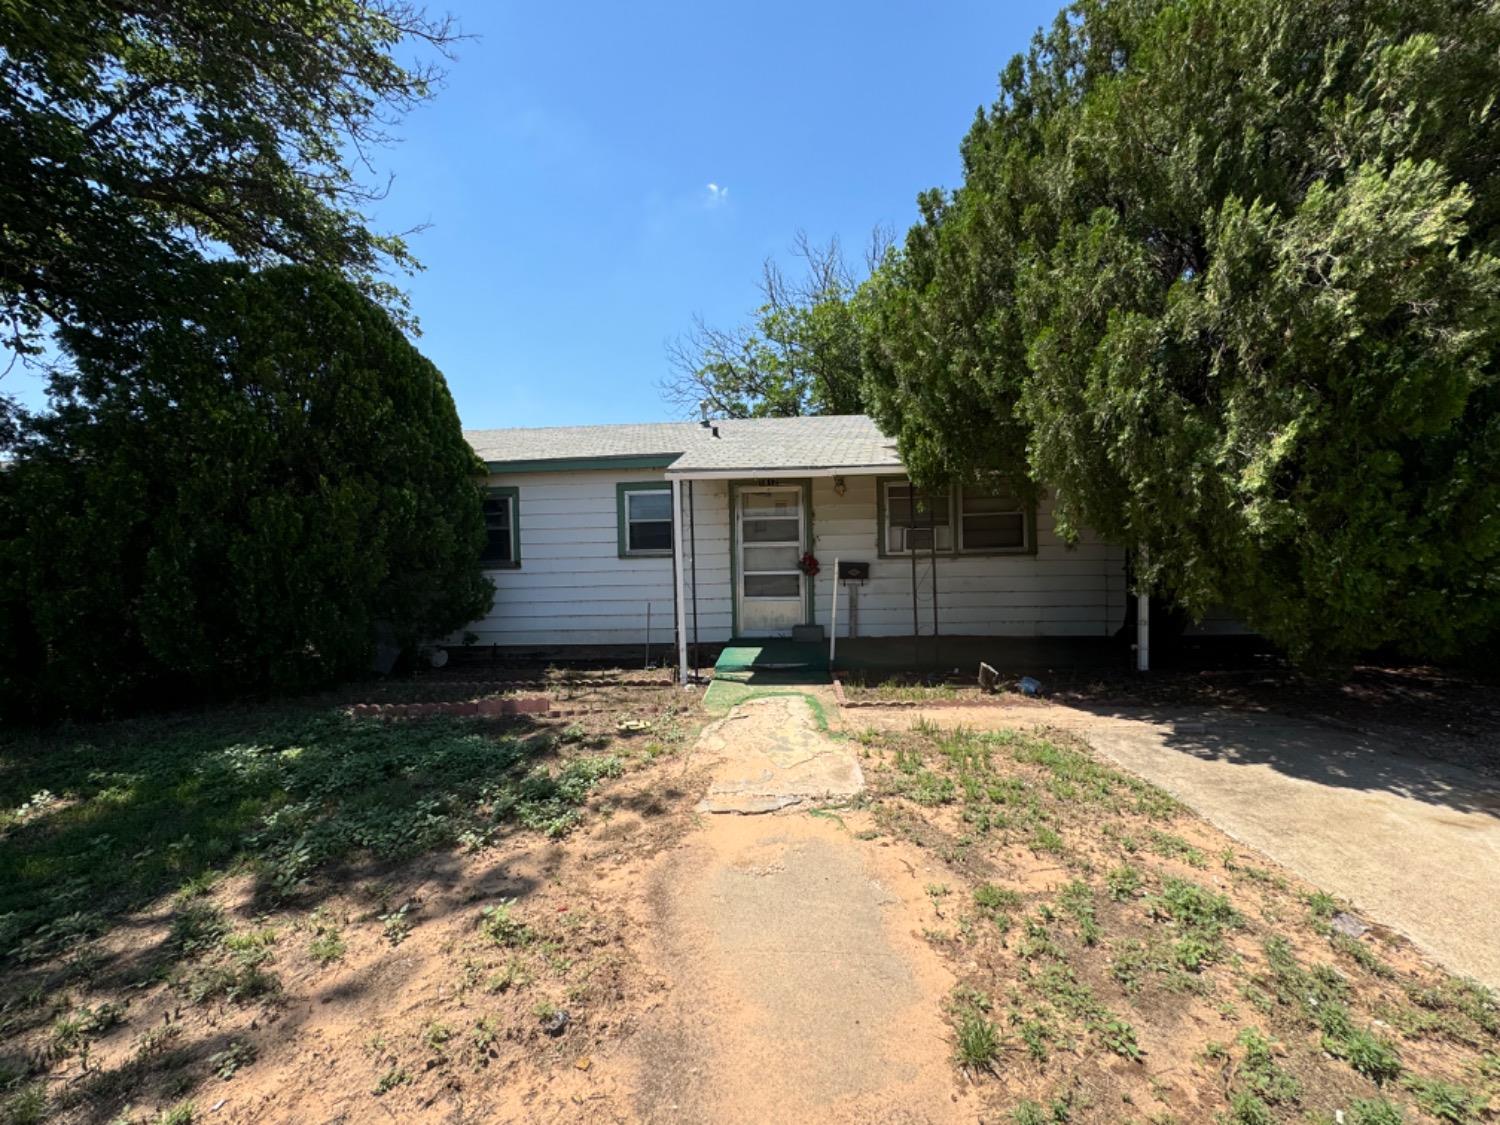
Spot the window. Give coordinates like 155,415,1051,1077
618,483,674,557
739,488,803,599
959,481,1030,553
481,486,519,566
882,480,953,554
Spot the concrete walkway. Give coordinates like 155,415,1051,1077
627,696,974,1122
866,701,1500,989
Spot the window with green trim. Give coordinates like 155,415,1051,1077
883,480,953,554
958,481,1029,553
481,487,519,566
619,484,673,556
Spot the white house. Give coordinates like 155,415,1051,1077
458,415,1150,673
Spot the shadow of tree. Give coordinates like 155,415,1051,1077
0,694,653,1121
1061,702,1500,819
0,706,595,961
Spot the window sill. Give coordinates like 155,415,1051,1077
481,561,522,570
619,551,673,559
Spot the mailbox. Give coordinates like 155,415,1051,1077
837,560,870,581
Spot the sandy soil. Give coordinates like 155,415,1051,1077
14,684,1498,1124
849,700,1500,989
614,696,977,1122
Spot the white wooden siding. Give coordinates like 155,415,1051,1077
458,470,734,648
807,477,1126,639
457,469,1125,647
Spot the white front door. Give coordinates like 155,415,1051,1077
737,485,805,637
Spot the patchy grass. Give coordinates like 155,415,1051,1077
0,710,628,963
859,718,1500,1122
0,679,702,1124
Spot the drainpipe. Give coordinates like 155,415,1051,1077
672,478,689,686
1136,545,1150,673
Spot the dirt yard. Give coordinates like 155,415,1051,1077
2,671,1497,1123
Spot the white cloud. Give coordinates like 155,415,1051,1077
705,182,729,207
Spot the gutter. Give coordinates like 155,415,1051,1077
665,464,900,481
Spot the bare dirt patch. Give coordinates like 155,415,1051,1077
623,812,975,1123
7,678,1497,1124
0,678,708,1124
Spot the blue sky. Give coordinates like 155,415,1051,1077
375,0,1065,429
11,1,1063,426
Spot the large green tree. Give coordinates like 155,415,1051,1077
663,232,882,418
864,0,1500,661
0,0,457,426
0,264,493,719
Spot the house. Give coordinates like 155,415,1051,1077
459,414,1150,674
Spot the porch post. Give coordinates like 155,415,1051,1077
672,478,689,685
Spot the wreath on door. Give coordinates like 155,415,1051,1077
798,552,821,577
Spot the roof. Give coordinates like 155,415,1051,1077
464,414,904,476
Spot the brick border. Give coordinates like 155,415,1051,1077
349,696,552,720
831,677,1037,710
358,676,674,695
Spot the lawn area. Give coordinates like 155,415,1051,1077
0,681,701,1124
850,716,1500,1123
3,680,1496,1124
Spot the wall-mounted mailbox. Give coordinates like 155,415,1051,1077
838,560,870,581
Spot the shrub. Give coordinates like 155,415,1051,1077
0,264,493,719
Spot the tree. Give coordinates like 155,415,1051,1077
663,231,887,418
0,0,460,430
863,0,1500,662
0,264,493,719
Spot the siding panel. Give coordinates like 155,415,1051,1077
455,469,1125,648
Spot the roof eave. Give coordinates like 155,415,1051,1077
484,452,683,474
664,463,903,480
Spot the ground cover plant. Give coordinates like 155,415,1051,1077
856,719,1500,1122
0,677,700,1123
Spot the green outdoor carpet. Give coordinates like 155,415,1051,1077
711,640,830,686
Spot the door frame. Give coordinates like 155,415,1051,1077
729,479,814,638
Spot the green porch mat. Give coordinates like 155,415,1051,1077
714,640,829,675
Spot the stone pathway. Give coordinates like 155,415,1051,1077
626,695,973,1123
692,694,865,813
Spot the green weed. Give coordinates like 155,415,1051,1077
1400,1074,1487,1123
954,1007,1000,1072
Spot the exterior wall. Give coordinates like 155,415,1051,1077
807,476,1127,639
458,468,1125,648
458,469,734,648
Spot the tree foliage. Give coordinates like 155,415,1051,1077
663,231,885,418
863,0,1500,661
0,0,458,425
0,265,493,720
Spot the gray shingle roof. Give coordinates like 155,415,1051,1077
464,414,904,474
464,422,701,464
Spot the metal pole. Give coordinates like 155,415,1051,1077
644,602,651,670
1136,545,1151,672
910,539,919,668
930,492,940,667
689,480,700,680
829,557,840,666
672,478,689,686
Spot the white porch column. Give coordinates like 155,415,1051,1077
1136,545,1150,672
672,478,689,685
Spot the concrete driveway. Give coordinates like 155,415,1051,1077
862,701,1500,989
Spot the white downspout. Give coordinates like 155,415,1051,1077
1136,545,1150,673
672,478,689,686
